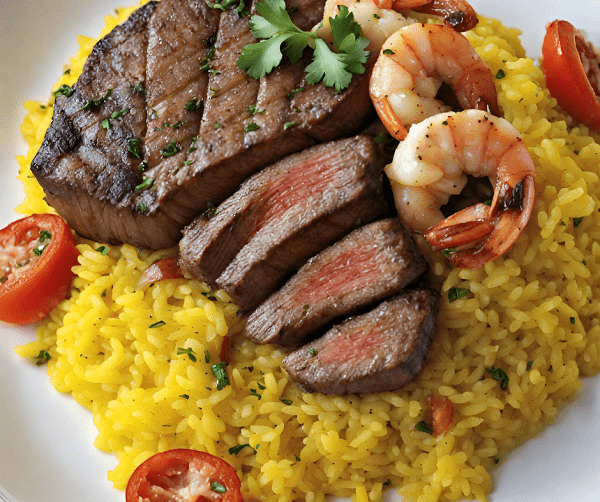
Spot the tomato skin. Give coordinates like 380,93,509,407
427,395,454,437
0,214,79,324
542,20,600,131
126,449,243,502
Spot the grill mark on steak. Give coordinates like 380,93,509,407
244,218,427,348
282,288,440,395
179,135,388,310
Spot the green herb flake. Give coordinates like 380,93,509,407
131,83,145,93
448,287,470,302
284,121,296,130
495,69,506,79
309,348,317,357
287,87,305,100
189,136,198,153
245,122,260,133
179,394,190,399
248,104,265,115
53,84,74,98
382,49,394,55
441,248,456,257
110,109,130,120
205,350,211,363
491,456,500,464
526,360,533,371
573,217,583,227
184,98,202,112
373,13,380,19
32,244,47,257
383,479,392,486
138,161,147,173
183,160,194,166
177,347,198,363
39,230,52,242
570,316,576,325
486,366,509,390
415,421,433,434
96,245,110,256
101,118,112,130
250,388,262,400
81,88,112,111
128,138,142,159
0,277,7,284
135,178,155,191
36,350,51,361
161,142,180,157
482,198,492,206
281,399,293,405
211,361,230,390
149,320,166,329
211,481,227,494
139,202,148,213
229,444,252,455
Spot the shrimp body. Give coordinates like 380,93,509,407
386,109,536,269
370,23,500,141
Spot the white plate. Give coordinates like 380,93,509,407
0,1,599,501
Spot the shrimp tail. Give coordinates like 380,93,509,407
424,203,494,251
370,95,409,141
411,0,478,32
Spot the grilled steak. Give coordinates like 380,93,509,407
30,0,375,250
244,218,427,348
179,135,388,310
282,288,440,395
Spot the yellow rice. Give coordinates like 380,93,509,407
13,3,600,502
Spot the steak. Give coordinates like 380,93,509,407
179,135,388,310
30,0,375,250
244,218,427,348
282,288,440,395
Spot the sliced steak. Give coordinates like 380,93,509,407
244,218,427,348
282,288,440,395
31,0,376,250
179,135,388,310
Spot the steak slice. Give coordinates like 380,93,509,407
244,218,427,348
282,288,440,395
31,0,376,250
179,135,388,310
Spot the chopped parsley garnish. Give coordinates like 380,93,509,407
281,399,293,405
189,136,198,153
284,121,296,130
382,49,394,55
211,481,227,494
131,83,145,93
309,348,317,357
250,388,262,399
53,84,74,98
177,347,198,362
179,394,190,399
211,361,230,390
237,0,369,93
229,444,252,455
32,244,47,257
208,0,248,16
135,177,155,191
149,320,166,328
245,122,260,132
128,138,142,158
205,350,211,363
287,86,305,100
486,366,509,390
573,217,583,227
139,202,148,213
81,88,112,110
184,98,202,111
39,230,52,242
247,104,265,115
526,360,534,371
495,69,506,79
448,287,470,302
111,109,130,119
161,142,180,157
96,245,110,256
415,421,433,434
138,161,148,172
36,350,51,361
101,118,112,130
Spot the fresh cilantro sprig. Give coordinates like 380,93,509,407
237,0,369,93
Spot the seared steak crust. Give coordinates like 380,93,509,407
244,218,427,348
31,0,375,250
282,288,440,395
179,135,388,310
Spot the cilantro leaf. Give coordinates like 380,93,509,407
237,0,368,93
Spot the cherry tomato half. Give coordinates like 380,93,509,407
542,20,600,131
0,214,79,324
125,449,243,502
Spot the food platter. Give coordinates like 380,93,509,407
0,0,599,501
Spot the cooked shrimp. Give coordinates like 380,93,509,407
369,23,500,141
316,0,478,56
386,109,536,269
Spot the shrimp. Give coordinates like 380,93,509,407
316,0,478,56
369,23,501,141
386,109,536,269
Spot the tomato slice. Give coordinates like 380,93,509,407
126,449,243,502
0,214,79,324
427,395,454,437
542,20,600,130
